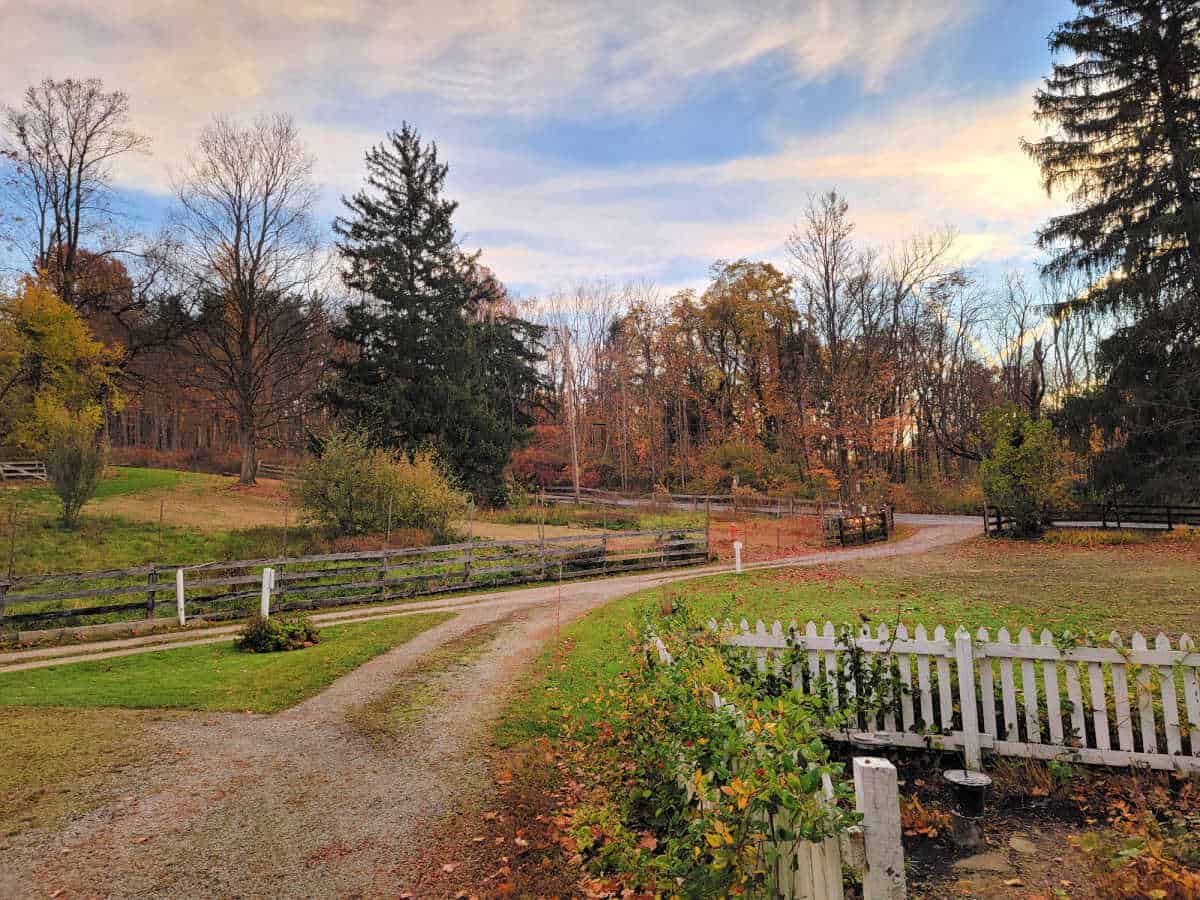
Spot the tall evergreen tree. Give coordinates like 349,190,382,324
325,124,547,500
1024,1,1200,500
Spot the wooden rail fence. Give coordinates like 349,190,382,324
984,502,1200,536
721,619,1200,774
822,508,892,547
255,461,300,480
0,460,46,481
542,485,841,518
0,527,708,632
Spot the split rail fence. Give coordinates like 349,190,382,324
0,460,46,481
543,485,840,518
822,508,892,547
984,502,1200,536
0,527,708,634
721,619,1200,774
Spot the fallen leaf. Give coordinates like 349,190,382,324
441,862,460,873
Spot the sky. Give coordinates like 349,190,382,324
2,0,1076,299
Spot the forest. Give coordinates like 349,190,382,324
1,0,1198,513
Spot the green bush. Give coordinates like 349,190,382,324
45,421,108,529
297,431,468,539
234,614,320,653
979,405,1072,537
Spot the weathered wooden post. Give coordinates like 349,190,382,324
705,497,711,560
175,568,186,626
733,540,743,574
145,567,158,620
853,757,906,899
837,517,845,547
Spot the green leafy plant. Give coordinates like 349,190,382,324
298,430,468,539
44,414,109,529
234,614,320,653
553,603,859,896
979,404,1072,537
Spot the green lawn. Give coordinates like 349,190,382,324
0,466,327,576
495,532,1200,747
0,612,453,713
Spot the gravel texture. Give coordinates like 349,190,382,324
1,523,976,898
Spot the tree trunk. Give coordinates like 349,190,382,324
238,408,257,485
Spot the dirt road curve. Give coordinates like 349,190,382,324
1,522,975,898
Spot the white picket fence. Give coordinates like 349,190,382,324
719,619,1200,773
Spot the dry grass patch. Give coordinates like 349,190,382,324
92,473,293,532
346,621,507,746
0,707,183,837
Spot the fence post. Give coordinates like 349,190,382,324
954,629,983,771
175,568,185,626
145,568,158,619
853,757,906,900
260,567,274,617
1166,505,1173,531
733,540,743,574
837,517,845,547
700,496,710,561
861,515,868,545
0,581,7,621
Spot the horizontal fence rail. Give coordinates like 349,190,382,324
822,508,892,547
542,485,841,518
718,618,1200,774
0,460,47,481
985,502,1200,535
0,527,708,632
255,461,300,480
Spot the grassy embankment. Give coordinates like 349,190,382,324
496,530,1200,746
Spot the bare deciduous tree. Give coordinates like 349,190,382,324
2,78,149,306
174,114,328,484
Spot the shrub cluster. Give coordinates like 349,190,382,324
553,605,857,896
234,614,320,653
297,431,468,541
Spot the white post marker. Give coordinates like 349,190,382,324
853,756,906,900
175,568,186,626
733,540,743,574
260,567,274,617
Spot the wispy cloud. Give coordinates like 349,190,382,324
1,1,1058,295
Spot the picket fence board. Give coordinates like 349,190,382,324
717,619,1200,774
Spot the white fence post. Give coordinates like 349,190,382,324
853,757,905,900
954,629,983,771
175,568,186,626
733,540,743,573
260,567,274,617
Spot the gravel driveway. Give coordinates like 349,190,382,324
1,522,975,898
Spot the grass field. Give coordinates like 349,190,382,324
0,468,675,578
495,531,1200,746
0,612,452,712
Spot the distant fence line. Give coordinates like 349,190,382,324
0,527,708,634
256,461,300,480
821,508,893,548
984,502,1200,536
0,460,46,482
541,485,845,518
